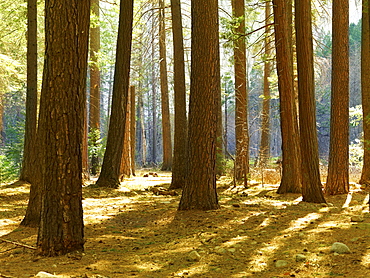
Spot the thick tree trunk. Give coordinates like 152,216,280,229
178,0,220,211
169,0,187,189
360,0,370,186
159,0,172,171
273,0,302,194
295,0,326,203
36,0,90,256
232,0,249,183
325,0,349,195
19,0,38,183
95,0,134,188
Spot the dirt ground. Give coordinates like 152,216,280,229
1,170,370,278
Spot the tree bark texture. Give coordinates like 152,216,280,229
151,4,158,165
20,0,38,183
120,85,133,178
95,0,134,188
258,0,272,167
159,0,173,171
295,0,326,203
36,0,90,256
360,0,370,186
178,0,220,211
136,89,147,166
325,0,349,195
130,85,136,175
89,0,101,176
169,0,188,189
272,0,302,194
232,0,249,182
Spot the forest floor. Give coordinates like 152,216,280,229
1,169,370,278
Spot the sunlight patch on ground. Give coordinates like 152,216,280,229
287,212,322,231
361,248,370,268
342,193,353,208
218,235,251,248
246,212,323,273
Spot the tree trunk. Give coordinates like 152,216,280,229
159,0,173,171
95,0,134,188
89,0,101,176
295,0,326,203
360,0,370,186
151,4,158,165
19,0,38,183
232,0,249,183
325,0,349,195
130,85,136,175
136,88,147,167
273,0,302,194
120,85,133,178
36,0,90,256
169,0,187,189
258,0,272,167
178,0,220,211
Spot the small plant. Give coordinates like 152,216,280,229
88,128,104,175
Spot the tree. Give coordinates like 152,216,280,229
19,0,37,183
159,0,172,171
325,0,349,195
360,0,370,186
295,0,326,203
150,3,158,165
257,0,272,168
130,85,136,175
136,86,147,166
169,0,188,189
232,0,249,184
178,0,220,211
89,0,101,176
95,0,134,188
272,0,302,194
36,0,90,256
120,85,134,177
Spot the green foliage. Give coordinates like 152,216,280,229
220,15,246,47
0,90,25,183
0,154,19,184
315,29,332,59
349,139,363,167
88,128,105,174
222,159,235,177
349,19,361,53
349,105,362,127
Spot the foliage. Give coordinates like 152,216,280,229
88,128,105,174
0,154,19,184
0,90,25,182
349,105,362,127
315,29,332,59
349,139,363,167
349,19,361,54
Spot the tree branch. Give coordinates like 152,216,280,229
0,238,36,250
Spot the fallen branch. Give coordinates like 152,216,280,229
0,238,36,250
0,274,16,278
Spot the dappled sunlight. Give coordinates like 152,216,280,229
362,249,370,268
2,174,370,277
342,192,353,208
246,212,323,273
